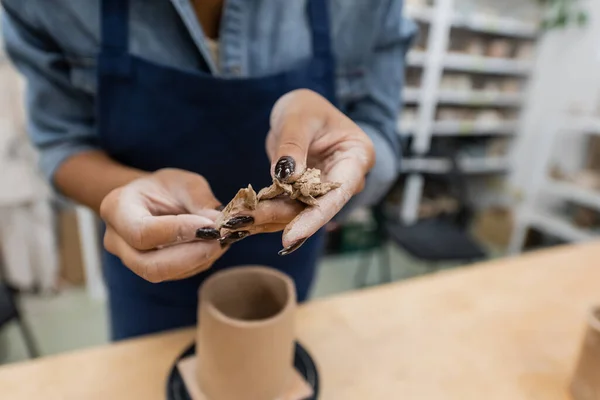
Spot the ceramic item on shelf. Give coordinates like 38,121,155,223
486,138,509,156
483,81,502,93
570,306,600,400
196,266,296,400
487,39,513,59
437,108,470,121
441,74,472,91
516,42,534,60
465,37,486,56
502,78,521,93
475,110,502,124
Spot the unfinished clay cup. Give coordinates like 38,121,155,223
570,306,600,400
196,266,296,400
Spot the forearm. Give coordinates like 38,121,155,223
54,150,148,213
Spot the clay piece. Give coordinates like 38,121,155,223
257,168,341,206
217,168,341,230
215,185,258,228
196,267,297,400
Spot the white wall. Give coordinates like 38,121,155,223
510,0,600,194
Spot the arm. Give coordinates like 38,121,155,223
1,3,267,281
337,0,417,217
1,2,144,212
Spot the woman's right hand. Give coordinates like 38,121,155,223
100,169,231,283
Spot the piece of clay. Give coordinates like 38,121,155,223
217,169,341,231
216,185,258,228
258,168,341,206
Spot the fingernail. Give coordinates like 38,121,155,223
222,215,254,229
278,238,308,256
195,228,221,240
275,156,295,182
215,205,225,211
219,231,250,248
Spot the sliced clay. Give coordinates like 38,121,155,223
258,168,341,206
216,185,258,228
218,169,341,229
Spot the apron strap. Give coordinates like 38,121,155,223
307,0,333,60
101,0,129,54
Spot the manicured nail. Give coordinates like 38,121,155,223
215,205,225,211
275,156,295,182
219,231,250,248
222,215,254,229
195,228,221,240
278,238,307,256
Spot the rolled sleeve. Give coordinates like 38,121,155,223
339,0,417,217
1,2,99,184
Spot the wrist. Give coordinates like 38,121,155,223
55,150,147,213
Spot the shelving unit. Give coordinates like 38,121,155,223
509,116,600,253
407,50,532,75
398,0,539,224
402,156,509,174
407,5,538,38
402,119,518,136
443,53,532,75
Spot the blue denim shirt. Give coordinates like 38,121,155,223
1,0,416,211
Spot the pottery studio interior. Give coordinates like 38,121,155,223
1,0,600,399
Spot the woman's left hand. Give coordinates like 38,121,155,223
262,89,375,254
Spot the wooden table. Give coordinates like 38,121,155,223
1,243,599,399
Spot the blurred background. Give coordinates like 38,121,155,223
1,0,598,364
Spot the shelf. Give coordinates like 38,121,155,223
407,51,427,68
403,88,422,104
444,53,532,75
405,5,435,23
545,181,600,212
405,6,538,38
399,119,518,136
402,156,509,174
437,91,522,106
406,51,532,75
452,11,538,38
527,212,594,242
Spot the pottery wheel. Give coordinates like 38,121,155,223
166,342,319,400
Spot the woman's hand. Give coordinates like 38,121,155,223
100,169,232,283
265,89,375,254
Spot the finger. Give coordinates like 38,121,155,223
131,214,218,250
220,198,305,230
102,188,219,250
268,112,321,183
166,173,222,215
249,223,287,234
104,226,223,283
221,223,287,236
282,159,365,247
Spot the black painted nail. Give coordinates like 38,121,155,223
278,238,308,256
275,156,295,182
195,228,221,240
219,231,250,248
215,205,225,211
222,215,254,229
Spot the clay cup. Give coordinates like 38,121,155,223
196,266,296,400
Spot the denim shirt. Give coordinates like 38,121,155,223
1,0,416,212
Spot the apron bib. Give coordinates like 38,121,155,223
98,0,336,340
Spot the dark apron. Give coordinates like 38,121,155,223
98,0,336,340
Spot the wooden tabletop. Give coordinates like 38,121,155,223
1,242,599,400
